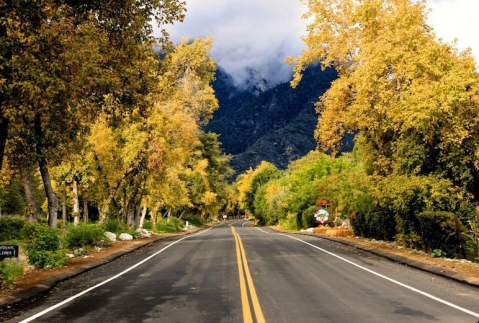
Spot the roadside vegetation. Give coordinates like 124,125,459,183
0,1,233,287
235,0,479,263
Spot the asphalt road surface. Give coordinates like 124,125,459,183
2,221,479,323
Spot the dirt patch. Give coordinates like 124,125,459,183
271,226,479,282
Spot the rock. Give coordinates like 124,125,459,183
105,231,117,242
306,228,314,232
119,233,133,241
136,228,151,238
66,253,75,259
95,247,102,252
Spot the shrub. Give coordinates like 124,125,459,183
301,205,319,229
417,211,461,255
352,210,396,241
0,259,24,287
278,213,299,231
156,217,184,233
103,219,122,234
181,214,203,227
0,216,26,241
22,224,67,269
142,220,153,230
64,223,109,249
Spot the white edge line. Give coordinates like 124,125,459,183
255,227,479,319
20,227,213,323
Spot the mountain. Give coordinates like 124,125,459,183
206,65,351,176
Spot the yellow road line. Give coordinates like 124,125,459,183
232,226,266,323
233,226,253,323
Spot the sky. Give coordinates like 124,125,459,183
159,0,479,87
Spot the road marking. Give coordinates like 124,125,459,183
255,227,479,319
232,227,253,323
19,227,214,323
232,226,266,323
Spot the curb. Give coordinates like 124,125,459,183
0,224,216,310
267,227,479,288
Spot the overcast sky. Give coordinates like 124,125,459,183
159,0,479,86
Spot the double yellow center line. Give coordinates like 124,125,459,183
231,225,266,323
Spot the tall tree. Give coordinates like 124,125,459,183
288,0,479,198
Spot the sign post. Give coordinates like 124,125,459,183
0,245,19,261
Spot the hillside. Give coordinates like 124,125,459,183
206,66,348,175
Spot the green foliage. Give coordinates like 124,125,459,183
431,249,447,258
142,220,153,230
278,213,299,231
0,259,24,287
103,219,122,234
182,214,204,227
63,223,109,249
0,216,27,241
417,211,461,255
301,205,319,229
156,217,184,233
22,224,67,269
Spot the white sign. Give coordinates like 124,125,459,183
314,208,329,224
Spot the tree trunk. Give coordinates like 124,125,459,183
0,116,8,173
166,208,172,223
72,176,80,226
38,157,58,228
98,167,137,224
83,196,88,223
151,202,160,229
126,204,135,228
139,203,147,229
62,185,67,233
19,159,38,223
134,203,141,229
178,209,186,219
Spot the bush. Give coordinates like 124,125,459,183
103,219,122,233
417,211,461,255
142,220,153,230
181,214,203,227
156,217,184,233
22,224,67,269
301,205,319,229
352,210,396,241
64,223,109,249
0,216,26,241
278,213,299,231
0,259,24,287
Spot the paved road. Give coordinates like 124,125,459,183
2,221,479,322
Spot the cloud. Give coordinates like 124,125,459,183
159,0,308,86
157,0,478,86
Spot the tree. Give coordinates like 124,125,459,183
1,1,186,226
287,0,479,199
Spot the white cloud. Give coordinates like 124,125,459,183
158,0,478,86
159,0,308,86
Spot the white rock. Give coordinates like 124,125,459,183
136,228,151,238
119,233,133,241
105,231,117,242
305,228,314,233
66,253,75,259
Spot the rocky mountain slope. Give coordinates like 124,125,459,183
206,66,351,176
